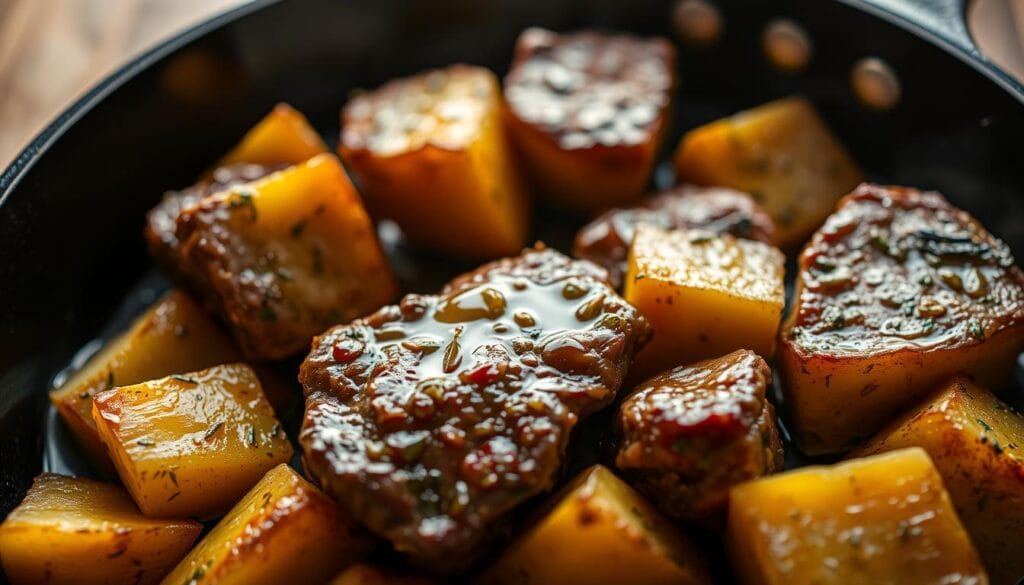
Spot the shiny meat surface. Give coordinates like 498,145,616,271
145,163,284,270
615,350,783,522
299,246,651,574
504,27,674,149
783,183,1024,356
574,185,776,287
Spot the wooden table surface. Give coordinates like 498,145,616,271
0,0,248,167
1,0,1022,169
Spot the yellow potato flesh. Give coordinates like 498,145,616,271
0,474,200,585
673,96,863,248
214,103,327,170
477,465,710,585
91,363,292,519
161,464,376,585
624,224,784,379
727,448,988,585
49,290,242,473
855,378,1024,584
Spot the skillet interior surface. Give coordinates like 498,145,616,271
1,0,1024,577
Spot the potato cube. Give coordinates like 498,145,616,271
214,103,327,169
331,564,439,585
49,290,242,473
778,184,1024,454
855,378,1024,584
146,104,327,270
340,64,529,259
624,224,785,379
727,448,987,585
503,28,676,212
91,363,292,519
173,154,397,360
476,465,709,585
674,96,864,248
0,474,201,585
161,464,376,585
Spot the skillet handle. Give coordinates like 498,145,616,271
850,0,979,56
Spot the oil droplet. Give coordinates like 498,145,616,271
673,0,723,46
763,18,813,72
851,57,901,110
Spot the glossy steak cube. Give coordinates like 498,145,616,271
504,27,676,212
779,183,1024,454
615,350,784,523
299,246,651,574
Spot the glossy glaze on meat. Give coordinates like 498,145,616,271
299,246,651,574
145,163,284,271
574,185,776,288
615,350,783,523
784,184,1024,354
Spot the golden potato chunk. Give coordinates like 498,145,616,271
477,465,709,585
615,350,784,523
146,104,327,270
624,224,785,379
49,289,242,473
92,363,292,519
173,154,397,360
340,65,528,259
778,184,1024,454
162,464,376,585
0,474,200,585
855,378,1024,584
674,96,863,247
504,28,676,212
215,103,327,169
727,448,988,585
331,564,439,585
574,185,776,289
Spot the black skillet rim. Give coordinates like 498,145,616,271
2,0,1024,207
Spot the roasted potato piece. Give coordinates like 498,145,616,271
91,363,292,519
503,28,676,212
477,465,710,585
779,184,1024,454
215,103,328,169
300,246,651,574
624,224,785,379
340,65,528,259
173,154,397,360
331,564,439,585
146,103,327,269
728,448,988,585
162,464,376,585
674,96,863,247
574,185,776,288
855,377,1024,584
49,289,242,473
615,350,784,523
0,474,200,585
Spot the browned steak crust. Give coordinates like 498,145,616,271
299,246,651,574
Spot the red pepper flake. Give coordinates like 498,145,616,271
333,338,365,363
461,362,505,386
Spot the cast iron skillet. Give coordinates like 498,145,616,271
2,0,1024,579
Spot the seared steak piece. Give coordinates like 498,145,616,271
300,246,651,574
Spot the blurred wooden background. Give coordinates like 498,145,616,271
0,0,248,166
0,0,1023,168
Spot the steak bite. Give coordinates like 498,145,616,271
574,185,776,288
779,183,1024,455
299,246,651,574
615,350,784,523
504,28,676,212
